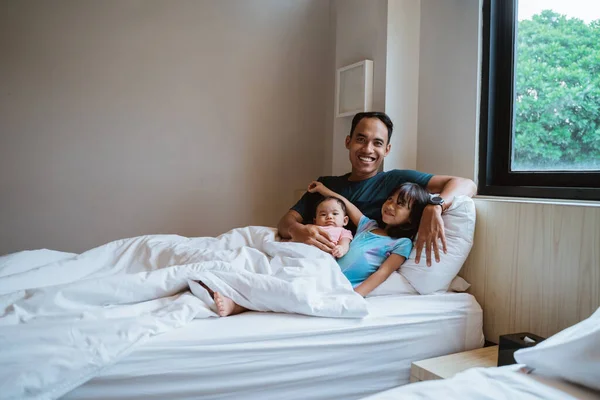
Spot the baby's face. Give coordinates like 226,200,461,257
314,199,348,227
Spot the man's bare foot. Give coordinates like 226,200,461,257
213,292,247,317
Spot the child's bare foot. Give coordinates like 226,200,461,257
213,292,247,317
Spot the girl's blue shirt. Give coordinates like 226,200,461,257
337,216,412,286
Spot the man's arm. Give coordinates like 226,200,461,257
426,175,477,211
277,209,303,239
415,175,477,266
277,210,336,253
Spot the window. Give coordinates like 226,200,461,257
479,0,600,200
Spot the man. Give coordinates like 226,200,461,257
278,111,477,266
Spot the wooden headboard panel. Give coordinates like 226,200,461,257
458,198,600,343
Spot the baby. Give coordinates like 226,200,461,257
313,196,353,258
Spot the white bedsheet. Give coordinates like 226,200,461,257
64,292,483,400
360,365,600,400
0,227,367,400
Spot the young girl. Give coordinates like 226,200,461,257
307,180,430,297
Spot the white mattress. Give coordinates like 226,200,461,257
65,292,483,400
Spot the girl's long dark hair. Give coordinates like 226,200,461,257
385,183,431,240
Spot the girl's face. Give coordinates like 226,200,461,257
381,190,412,226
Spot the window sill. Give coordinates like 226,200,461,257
474,195,600,208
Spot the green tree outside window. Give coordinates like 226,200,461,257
514,10,600,171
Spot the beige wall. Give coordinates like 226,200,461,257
383,0,420,171
416,0,600,338
331,0,388,176
0,0,332,254
417,0,480,179
329,0,421,173
461,198,600,342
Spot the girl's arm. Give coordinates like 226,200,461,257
353,253,405,297
307,181,363,226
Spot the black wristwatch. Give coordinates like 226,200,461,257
428,195,445,211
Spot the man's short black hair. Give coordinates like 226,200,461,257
350,112,394,142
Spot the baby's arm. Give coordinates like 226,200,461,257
332,237,351,258
353,254,405,297
307,181,363,227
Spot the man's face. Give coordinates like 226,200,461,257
345,117,391,180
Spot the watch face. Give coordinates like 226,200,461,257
430,196,444,205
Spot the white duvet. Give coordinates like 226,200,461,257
0,227,367,400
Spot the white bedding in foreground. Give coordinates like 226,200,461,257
64,292,483,400
360,365,600,400
0,227,367,400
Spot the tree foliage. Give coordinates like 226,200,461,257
514,10,600,170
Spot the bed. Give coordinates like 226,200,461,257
1,197,481,399
61,292,482,400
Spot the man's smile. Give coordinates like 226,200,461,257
358,156,376,163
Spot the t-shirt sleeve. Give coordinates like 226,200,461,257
290,191,316,222
290,177,324,222
391,238,413,259
339,228,353,241
356,215,378,234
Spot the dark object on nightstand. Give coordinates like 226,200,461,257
498,332,546,366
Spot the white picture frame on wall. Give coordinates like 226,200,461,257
335,60,373,118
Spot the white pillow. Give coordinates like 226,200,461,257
447,275,471,292
368,272,418,296
368,272,470,297
399,195,476,294
514,307,600,391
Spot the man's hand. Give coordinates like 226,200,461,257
414,205,447,267
289,223,335,253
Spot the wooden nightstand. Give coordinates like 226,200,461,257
410,345,499,383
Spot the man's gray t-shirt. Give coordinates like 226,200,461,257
292,169,433,233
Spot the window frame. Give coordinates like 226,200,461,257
478,0,600,201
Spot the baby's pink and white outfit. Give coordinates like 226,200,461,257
319,226,353,244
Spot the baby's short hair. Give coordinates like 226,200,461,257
315,196,347,216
